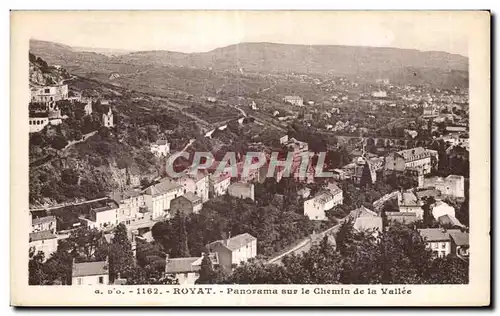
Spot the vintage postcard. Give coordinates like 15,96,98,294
10,10,490,307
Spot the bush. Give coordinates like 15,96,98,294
50,135,68,150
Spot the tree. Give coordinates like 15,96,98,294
64,227,103,262
108,224,135,282
29,250,47,285
195,253,226,284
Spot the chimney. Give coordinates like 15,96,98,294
226,231,231,247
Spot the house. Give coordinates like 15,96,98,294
29,230,58,260
165,257,201,285
165,253,218,285
169,192,203,216
418,228,452,258
431,201,455,221
304,186,343,221
206,233,257,272
438,214,465,228
398,190,424,219
31,215,56,233
227,182,255,201
209,172,231,198
174,171,210,203
449,230,469,258
102,107,114,128
143,179,184,220
385,147,435,175
423,175,465,199
81,201,119,230
150,140,170,158
29,115,49,133
283,96,304,106
30,85,68,103
110,190,148,225
348,206,383,234
72,258,109,285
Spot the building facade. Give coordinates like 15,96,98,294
169,192,203,216
144,179,184,220
227,182,255,201
30,85,69,103
72,259,110,286
206,233,257,273
303,188,343,221
423,175,465,199
31,215,57,233
29,230,58,260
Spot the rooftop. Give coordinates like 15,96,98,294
207,233,257,252
449,230,469,246
145,179,182,197
418,228,451,242
229,182,253,190
109,189,141,203
29,230,57,242
32,215,56,226
178,192,202,204
165,257,200,274
73,260,109,277
397,147,430,161
154,139,169,146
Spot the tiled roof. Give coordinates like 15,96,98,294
415,189,441,200
73,261,109,277
449,230,469,246
32,215,56,226
418,228,451,242
29,230,57,242
438,214,465,228
145,179,182,197
109,190,141,203
349,206,378,219
165,257,200,274
207,233,257,252
181,192,202,204
397,147,430,162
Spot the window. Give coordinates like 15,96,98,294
44,89,50,93
441,243,446,249
77,278,83,285
184,273,188,278
98,276,104,284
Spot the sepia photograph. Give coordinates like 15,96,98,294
10,10,490,306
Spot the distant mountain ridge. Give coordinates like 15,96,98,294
30,39,468,88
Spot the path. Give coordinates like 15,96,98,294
30,196,109,212
62,130,97,152
267,216,349,265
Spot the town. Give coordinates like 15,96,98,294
28,41,470,286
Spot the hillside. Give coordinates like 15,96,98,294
29,53,71,86
30,39,468,89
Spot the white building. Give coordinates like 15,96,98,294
144,179,184,220
82,202,119,230
29,230,58,260
283,96,304,106
418,228,452,258
30,85,69,103
371,90,387,98
431,201,456,221
206,233,257,273
29,116,49,133
304,185,343,221
72,259,109,286
165,253,218,285
110,190,148,225
209,172,231,198
423,175,465,199
31,215,56,233
102,108,114,128
150,140,170,158
227,182,255,201
174,172,210,203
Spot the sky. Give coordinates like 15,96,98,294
17,11,472,56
